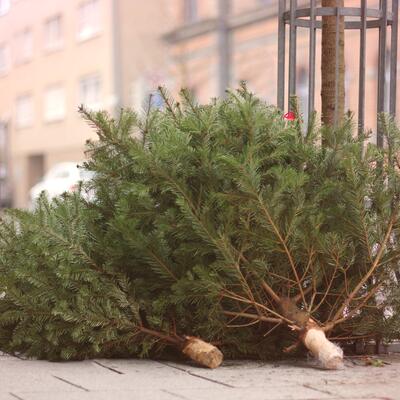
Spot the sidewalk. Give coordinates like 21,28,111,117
1,352,400,400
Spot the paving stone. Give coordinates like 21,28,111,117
1,355,400,400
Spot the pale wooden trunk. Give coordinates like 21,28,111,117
182,337,224,369
302,320,344,370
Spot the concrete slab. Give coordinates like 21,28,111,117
1,354,399,400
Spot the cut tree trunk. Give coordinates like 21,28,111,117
321,0,345,126
182,336,224,369
301,320,344,370
139,327,223,368
279,298,344,369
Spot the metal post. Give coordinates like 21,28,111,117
288,0,297,110
389,0,398,116
377,0,387,147
278,2,395,133
217,0,231,97
308,0,316,122
277,0,286,110
358,0,367,136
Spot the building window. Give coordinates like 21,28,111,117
15,29,33,64
0,0,10,16
44,15,63,51
0,43,10,75
16,94,33,129
44,86,65,122
183,0,197,23
79,74,101,109
77,0,100,41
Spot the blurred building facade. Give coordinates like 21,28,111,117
0,0,170,208
0,0,399,208
166,0,399,125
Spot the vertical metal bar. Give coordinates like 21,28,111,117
288,0,297,110
277,0,286,110
358,0,367,136
308,0,316,125
389,0,398,116
334,6,340,126
217,0,231,98
377,0,387,147
111,0,122,115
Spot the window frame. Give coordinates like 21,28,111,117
44,14,63,52
43,85,66,123
0,0,10,17
16,94,34,130
79,73,102,109
0,43,11,76
77,0,101,42
15,28,33,64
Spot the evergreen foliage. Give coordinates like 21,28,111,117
0,86,399,361
0,194,182,360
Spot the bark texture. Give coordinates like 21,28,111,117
182,337,224,368
321,0,345,126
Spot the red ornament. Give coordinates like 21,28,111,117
283,111,296,121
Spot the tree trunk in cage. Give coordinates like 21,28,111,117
321,0,345,126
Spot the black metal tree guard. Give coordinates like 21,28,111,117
277,0,398,145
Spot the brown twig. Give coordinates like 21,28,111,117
139,326,184,347
256,193,307,307
329,211,397,327
223,310,282,324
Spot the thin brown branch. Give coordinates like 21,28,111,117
325,287,347,324
227,320,262,328
283,341,302,353
311,254,340,314
260,280,281,304
263,321,283,337
330,211,397,326
256,194,307,306
139,326,184,346
326,282,383,330
299,246,315,285
221,289,294,325
223,310,282,324
293,285,313,303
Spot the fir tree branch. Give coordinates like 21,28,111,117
158,86,178,123
255,192,307,306
325,282,384,331
329,210,398,328
145,248,178,281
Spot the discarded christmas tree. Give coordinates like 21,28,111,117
1,86,399,369
79,86,400,368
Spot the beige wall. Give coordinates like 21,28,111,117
0,0,172,208
0,0,117,207
116,0,173,109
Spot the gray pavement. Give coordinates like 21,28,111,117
1,352,400,400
